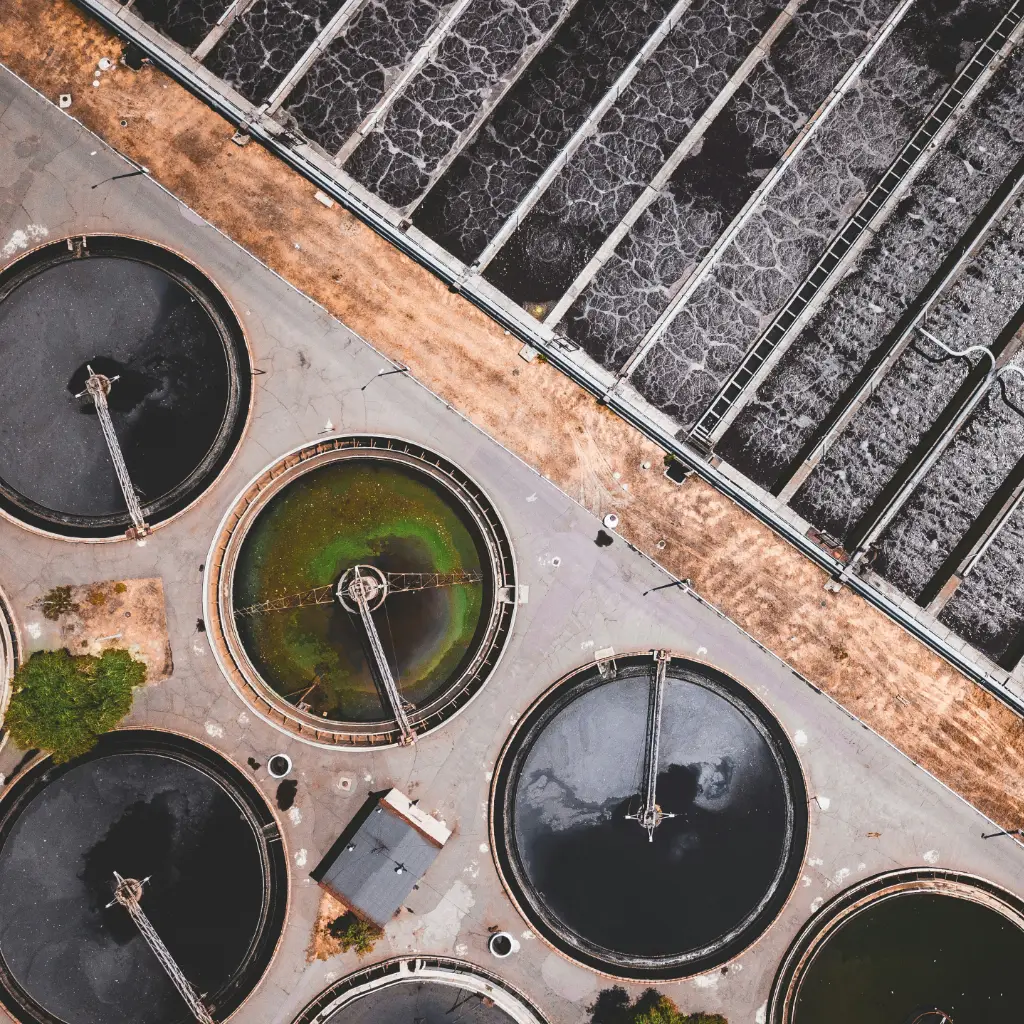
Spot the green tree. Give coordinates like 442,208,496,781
327,912,382,956
589,988,726,1024
5,648,144,763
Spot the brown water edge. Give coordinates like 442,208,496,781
233,459,487,722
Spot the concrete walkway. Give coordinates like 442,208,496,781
1,65,1023,1024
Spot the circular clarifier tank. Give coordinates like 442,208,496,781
0,730,287,1024
0,582,19,718
207,436,517,747
291,958,546,1024
768,869,1024,1024
0,236,250,539
491,653,807,979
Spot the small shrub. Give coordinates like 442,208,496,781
39,586,77,621
588,988,727,1024
326,913,382,956
5,648,145,763
114,582,128,594
87,590,106,606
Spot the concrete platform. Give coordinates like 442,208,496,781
2,63,1024,1024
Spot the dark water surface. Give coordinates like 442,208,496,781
793,892,1024,1023
233,458,488,721
510,669,796,963
0,251,234,524
327,981,517,1023
0,750,266,1024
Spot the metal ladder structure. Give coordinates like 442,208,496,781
626,651,674,841
233,570,484,618
688,0,1024,451
76,366,150,538
109,872,215,1024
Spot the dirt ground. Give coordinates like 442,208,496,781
34,577,173,681
308,890,352,962
3,0,1024,829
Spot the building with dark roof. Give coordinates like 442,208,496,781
313,789,451,929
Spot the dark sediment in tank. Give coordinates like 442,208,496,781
344,0,571,211
0,730,286,1024
321,980,519,1023
628,0,1007,429
0,236,249,538
131,0,231,51
719,39,1024,491
480,0,784,307
281,0,449,156
411,0,679,263
560,0,912,370
492,654,806,978
937,494,1024,667
203,0,345,106
231,457,491,723
772,872,1024,1024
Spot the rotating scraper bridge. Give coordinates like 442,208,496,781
81,0,1024,708
207,435,517,748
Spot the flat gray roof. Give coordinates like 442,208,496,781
318,794,444,928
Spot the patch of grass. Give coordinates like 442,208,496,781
326,912,382,957
114,582,128,594
5,648,145,763
87,589,106,606
39,586,78,621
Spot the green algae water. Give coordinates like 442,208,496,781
233,459,487,722
793,892,1024,1023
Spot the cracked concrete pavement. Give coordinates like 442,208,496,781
2,62,1024,1024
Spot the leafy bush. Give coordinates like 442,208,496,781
588,988,727,1024
5,648,145,762
326,912,382,956
39,586,78,621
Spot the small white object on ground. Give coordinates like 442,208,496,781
518,343,538,362
59,94,72,109
488,932,520,958
602,512,619,530
314,190,335,208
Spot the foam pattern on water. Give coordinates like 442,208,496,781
721,43,1024,488
559,0,905,370
132,0,231,50
793,190,1024,547
281,0,449,154
347,0,572,211
874,223,1024,597
205,0,344,105
940,490,1024,663
630,0,1006,429
408,0,685,257
480,0,783,305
